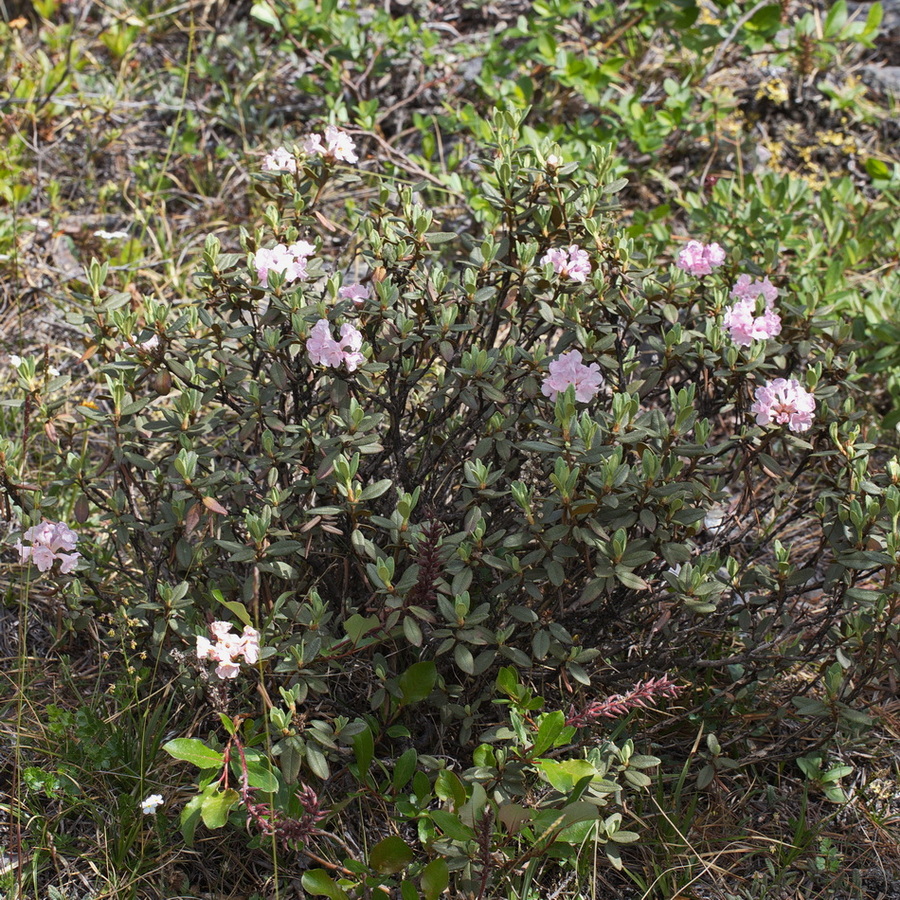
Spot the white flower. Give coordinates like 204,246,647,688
140,793,164,815
10,355,22,367
94,230,130,241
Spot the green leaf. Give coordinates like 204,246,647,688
454,643,475,674
610,829,640,843
421,858,449,900
865,158,890,180
353,726,374,777
615,568,650,590
823,0,847,36
532,710,566,757
369,835,414,875
358,479,393,501
305,743,331,780
302,870,351,900
430,808,476,841
393,747,418,791
344,613,381,645
535,758,597,792
180,795,203,846
244,757,279,793
398,660,436,705
163,738,224,769
745,3,782,33
200,788,239,828
250,0,281,29
434,770,467,809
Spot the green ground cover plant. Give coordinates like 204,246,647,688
2,1,900,898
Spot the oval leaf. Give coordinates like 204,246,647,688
369,835,414,875
163,738,224,769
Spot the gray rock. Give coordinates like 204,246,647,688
861,64,900,96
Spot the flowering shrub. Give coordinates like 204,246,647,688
56,109,894,893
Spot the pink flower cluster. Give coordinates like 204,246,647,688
677,240,726,276
723,275,782,346
566,675,681,727
541,350,603,402
303,125,358,164
262,146,297,174
16,520,80,573
540,244,591,283
751,377,815,432
197,621,260,679
307,319,365,371
254,240,315,287
338,283,369,306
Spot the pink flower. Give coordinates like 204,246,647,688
730,274,778,305
751,378,816,432
254,244,308,287
540,245,591,283
307,319,365,371
338,323,365,372
541,350,603,402
289,240,316,259
240,626,260,665
338,283,369,306
676,240,726,276
303,134,325,155
262,147,297,174
307,319,345,367
722,278,782,346
196,622,260,679
16,520,80,573
303,126,358,164
130,334,160,352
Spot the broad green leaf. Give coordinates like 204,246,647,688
369,835,414,875
302,869,351,900
344,613,381,645
244,758,278,793
180,795,203,846
305,743,331,780
163,738,224,769
421,858,449,900
200,788,239,828
398,660,436,705
532,710,566,757
393,747,417,791
211,589,252,626
434,770,467,809
250,0,281,29
535,758,597,793
430,808,476,841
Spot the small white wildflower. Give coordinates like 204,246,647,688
94,230,130,241
10,355,22,367
140,793,164,815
